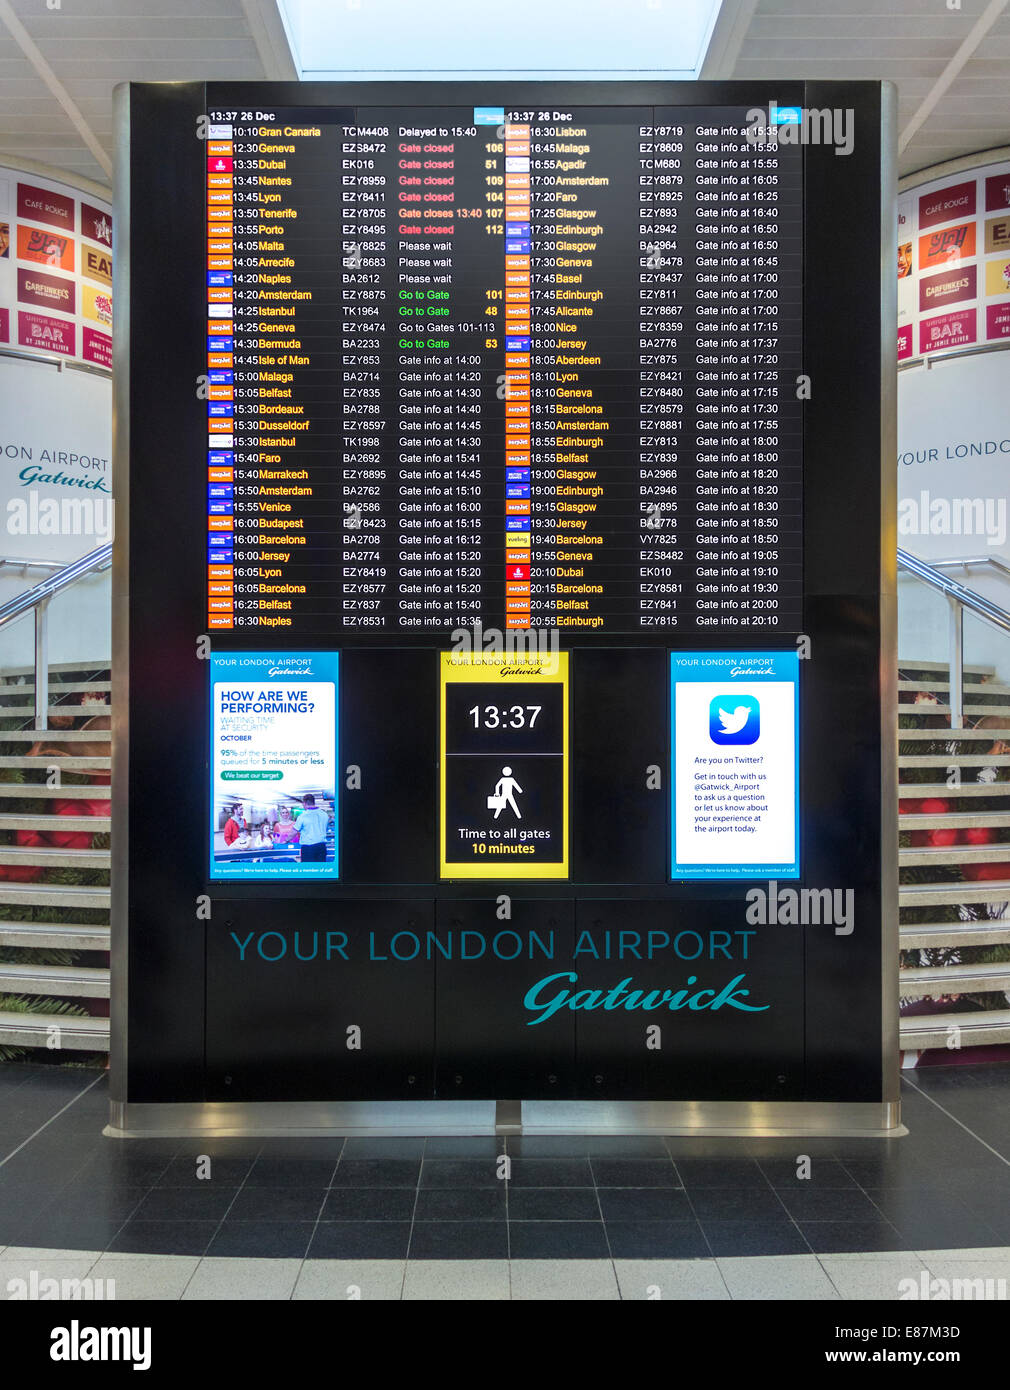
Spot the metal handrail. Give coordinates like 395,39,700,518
897,340,1010,373
926,556,1010,582
0,544,112,628
0,543,113,728
0,558,64,575
0,342,111,379
898,547,1010,728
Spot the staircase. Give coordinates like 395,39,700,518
3,654,1008,1064
898,658,1010,1055
0,659,111,1055
0,541,1007,1070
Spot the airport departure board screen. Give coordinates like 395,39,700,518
202,101,802,636
118,80,894,1113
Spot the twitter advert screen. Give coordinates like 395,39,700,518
671,651,800,880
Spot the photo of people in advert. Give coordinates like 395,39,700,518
212,791,335,869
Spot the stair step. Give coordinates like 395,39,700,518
896,782,1010,798
0,705,112,719
900,881,1010,907
0,784,109,799
0,921,109,949
899,680,1010,694
897,705,1010,717
898,661,994,676
899,844,1010,866
0,685,111,702
0,757,109,770
899,962,1010,996
900,1010,1010,1050
0,883,110,909
0,1010,109,1051
0,729,110,742
901,919,1010,949
0,813,109,832
898,754,1007,767
899,728,1010,740
0,963,109,998
0,847,109,868
900,811,1010,829
0,663,110,680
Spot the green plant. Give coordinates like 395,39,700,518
0,994,89,1062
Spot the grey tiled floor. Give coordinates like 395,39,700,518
2,1249,1008,1300
1,1061,1009,1297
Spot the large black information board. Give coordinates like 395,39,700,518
111,81,897,1133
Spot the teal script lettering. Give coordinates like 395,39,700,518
522,972,769,1026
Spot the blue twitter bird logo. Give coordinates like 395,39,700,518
709,694,760,745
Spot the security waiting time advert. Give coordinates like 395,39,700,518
210,651,338,880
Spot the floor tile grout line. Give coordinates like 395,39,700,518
54,1144,180,1265
775,1194,817,1262
277,1140,338,1300
678,1170,720,1266
295,1138,344,1291
178,1140,267,1298
712,1257,734,1301
901,1074,1010,1170
675,1156,815,1267
502,1140,511,1267
586,1156,619,1298
859,1175,1002,1251
815,1255,848,1299
0,1071,105,1171
814,1248,976,1300
400,1149,424,1292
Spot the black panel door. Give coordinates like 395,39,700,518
206,899,435,1100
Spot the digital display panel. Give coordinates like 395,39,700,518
671,649,799,880
117,80,894,1116
203,100,801,637
209,650,339,879
440,648,569,877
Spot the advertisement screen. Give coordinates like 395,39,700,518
672,650,799,879
897,154,1010,357
440,648,569,878
0,166,112,368
209,650,338,880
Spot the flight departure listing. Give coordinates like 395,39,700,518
203,103,802,635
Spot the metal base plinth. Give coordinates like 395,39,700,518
105,1099,903,1140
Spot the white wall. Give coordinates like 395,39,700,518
0,567,110,672
0,351,112,672
897,572,1009,684
898,349,1010,683
0,354,112,564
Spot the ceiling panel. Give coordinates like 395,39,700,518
732,0,1010,176
0,0,1006,189
0,0,271,187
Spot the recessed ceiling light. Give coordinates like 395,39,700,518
277,0,724,81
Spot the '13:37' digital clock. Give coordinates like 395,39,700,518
440,651,569,879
